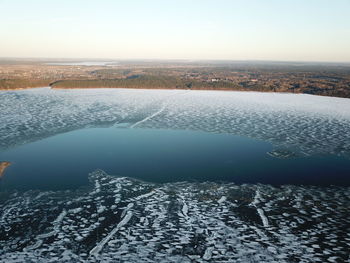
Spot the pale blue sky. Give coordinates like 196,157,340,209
0,0,349,61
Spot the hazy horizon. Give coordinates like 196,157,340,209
2,57,350,65
1,0,350,62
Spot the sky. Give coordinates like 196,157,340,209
0,0,350,62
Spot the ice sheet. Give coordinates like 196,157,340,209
1,88,350,157
0,170,349,262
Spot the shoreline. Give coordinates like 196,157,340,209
50,86,265,92
0,87,38,91
0,162,11,178
2,85,349,99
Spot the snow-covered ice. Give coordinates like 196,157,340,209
0,170,349,262
1,88,350,157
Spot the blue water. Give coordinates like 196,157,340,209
0,127,350,191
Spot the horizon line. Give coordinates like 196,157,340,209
1,57,350,65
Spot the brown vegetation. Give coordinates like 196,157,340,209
0,162,11,178
0,79,52,90
1,60,349,98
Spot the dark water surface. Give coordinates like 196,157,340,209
0,127,349,191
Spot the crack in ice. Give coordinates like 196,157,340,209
130,104,166,128
89,209,133,256
250,189,269,227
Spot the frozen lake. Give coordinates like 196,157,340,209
1,87,350,189
1,88,350,155
0,88,350,262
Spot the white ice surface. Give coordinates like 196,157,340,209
1,88,350,157
0,170,349,262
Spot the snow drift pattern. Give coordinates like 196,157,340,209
0,170,349,262
1,88,350,157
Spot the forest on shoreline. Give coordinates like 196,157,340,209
1,62,349,98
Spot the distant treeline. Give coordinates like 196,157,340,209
2,76,348,98
301,86,350,98
0,79,52,90
50,75,271,91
